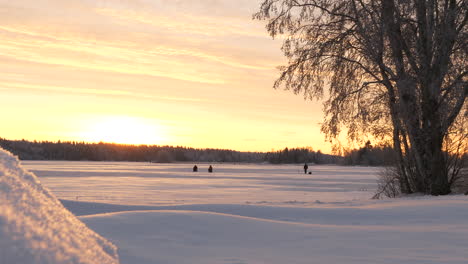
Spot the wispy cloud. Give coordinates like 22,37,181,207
0,27,228,84
0,0,282,92
0,17,277,86
0,80,206,102
94,7,264,38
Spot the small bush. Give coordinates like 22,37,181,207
373,167,401,199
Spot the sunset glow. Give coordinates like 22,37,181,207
0,0,330,153
80,116,168,145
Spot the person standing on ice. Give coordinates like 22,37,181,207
303,163,308,174
208,165,213,173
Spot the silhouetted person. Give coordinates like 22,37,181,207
193,165,198,172
208,165,213,173
303,163,309,174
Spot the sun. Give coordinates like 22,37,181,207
80,116,167,145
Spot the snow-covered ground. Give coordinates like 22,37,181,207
80,199,468,264
4,159,467,264
0,150,119,264
24,161,378,206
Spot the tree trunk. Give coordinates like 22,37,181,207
429,146,450,195
411,112,451,195
427,122,451,195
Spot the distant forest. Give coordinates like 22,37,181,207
0,138,345,164
0,138,397,165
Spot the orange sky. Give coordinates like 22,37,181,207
0,0,332,153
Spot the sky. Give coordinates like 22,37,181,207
0,0,330,153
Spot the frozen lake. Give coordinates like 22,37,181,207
23,161,379,206
8,158,468,264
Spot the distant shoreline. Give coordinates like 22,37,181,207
1,138,340,164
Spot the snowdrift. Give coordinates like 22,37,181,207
0,148,119,264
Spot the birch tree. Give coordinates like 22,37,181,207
255,0,467,195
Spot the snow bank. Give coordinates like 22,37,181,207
0,148,119,264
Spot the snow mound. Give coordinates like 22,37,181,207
0,148,119,264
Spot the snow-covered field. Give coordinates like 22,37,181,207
24,161,378,206
18,160,468,264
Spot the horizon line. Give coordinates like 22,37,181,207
0,137,331,155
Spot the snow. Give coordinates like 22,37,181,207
0,149,119,264
80,203,468,264
25,161,378,206
70,198,468,264
4,158,468,264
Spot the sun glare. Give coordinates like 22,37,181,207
80,116,167,145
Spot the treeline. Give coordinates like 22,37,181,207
265,147,341,164
0,138,400,166
0,138,341,164
341,141,395,166
0,138,264,162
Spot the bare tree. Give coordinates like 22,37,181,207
254,0,467,195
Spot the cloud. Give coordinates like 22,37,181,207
0,1,280,85
94,7,264,38
0,79,206,103
0,25,229,84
